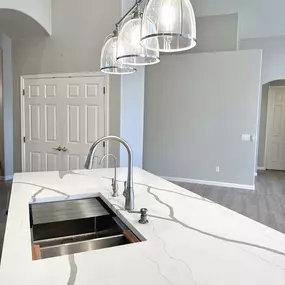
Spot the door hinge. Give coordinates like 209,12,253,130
103,87,106,94
22,89,25,96
103,141,106,148
23,137,26,143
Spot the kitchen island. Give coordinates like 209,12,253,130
0,167,284,285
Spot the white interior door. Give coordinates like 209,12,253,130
23,74,108,172
24,78,62,172
60,76,106,170
266,86,285,170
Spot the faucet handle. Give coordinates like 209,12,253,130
123,181,127,198
112,181,119,197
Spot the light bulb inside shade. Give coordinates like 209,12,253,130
160,3,178,30
129,23,141,45
141,0,197,52
100,36,136,74
117,18,160,66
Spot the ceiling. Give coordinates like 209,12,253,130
191,0,285,39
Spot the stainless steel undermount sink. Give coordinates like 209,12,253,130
29,195,144,260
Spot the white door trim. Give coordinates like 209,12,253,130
263,86,271,170
21,72,105,79
264,86,273,170
20,72,110,172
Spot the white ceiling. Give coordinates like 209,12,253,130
191,0,285,40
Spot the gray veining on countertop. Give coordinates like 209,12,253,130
13,182,70,202
1,169,285,285
68,255,78,285
106,177,285,258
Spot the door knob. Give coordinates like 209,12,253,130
53,147,62,151
62,147,68,152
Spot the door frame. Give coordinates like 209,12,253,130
264,86,285,170
20,72,110,172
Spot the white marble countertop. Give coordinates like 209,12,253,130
0,167,285,285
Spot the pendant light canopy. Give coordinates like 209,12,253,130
141,0,197,52
117,14,160,66
100,35,136,74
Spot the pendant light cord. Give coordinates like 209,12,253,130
116,0,144,28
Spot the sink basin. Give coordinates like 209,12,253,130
40,234,127,259
29,195,144,260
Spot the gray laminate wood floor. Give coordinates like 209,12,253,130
174,170,285,234
0,170,284,262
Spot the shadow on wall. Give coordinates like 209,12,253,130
258,79,285,168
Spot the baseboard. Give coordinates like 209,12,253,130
162,176,255,191
257,167,266,171
0,175,14,181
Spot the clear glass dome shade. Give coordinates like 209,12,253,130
117,17,160,66
100,36,136,74
141,0,197,52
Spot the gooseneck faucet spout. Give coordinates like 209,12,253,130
84,136,134,211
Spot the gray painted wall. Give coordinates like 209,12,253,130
120,0,145,168
258,80,285,168
120,67,145,167
240,36,285,84
144,50,262,187
191,13,238,53
119,12,239,168
12,0,122,173
0,33,13,177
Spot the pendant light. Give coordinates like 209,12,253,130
117,9,160,66
141,0,197,52
100,32,136,75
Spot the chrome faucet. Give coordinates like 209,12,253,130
99,153,119,197
85,136,134,211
